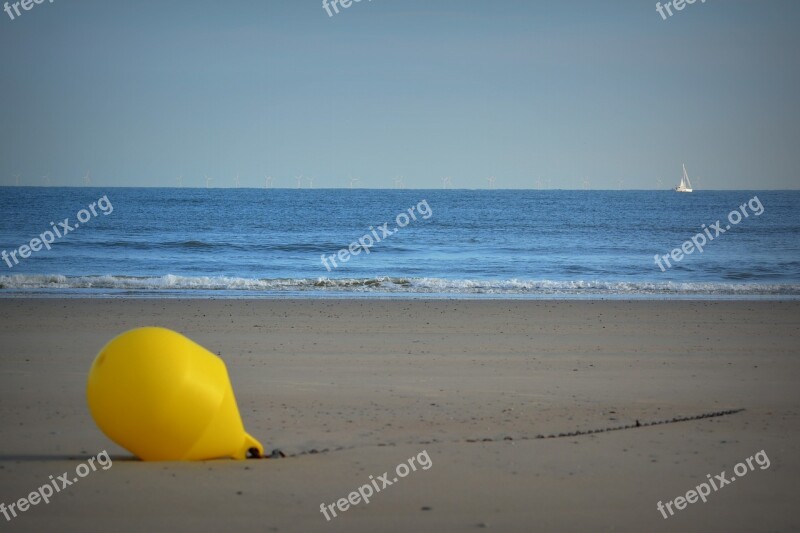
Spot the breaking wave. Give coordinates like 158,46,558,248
1,274,798,298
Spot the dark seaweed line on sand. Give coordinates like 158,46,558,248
256,408,745,460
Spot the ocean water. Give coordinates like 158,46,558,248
0,188,798,299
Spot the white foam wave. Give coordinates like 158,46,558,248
1,274,798,296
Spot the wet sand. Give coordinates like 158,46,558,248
0,299,798,532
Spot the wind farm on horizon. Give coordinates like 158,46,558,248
1,172,711,190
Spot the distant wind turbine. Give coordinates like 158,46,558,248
307,176,314,189
43,175,50,187
176,175,183,188
14,174,20,186
617,178,625,190
82,171,91,186
486,176,496,189
265,175,273,188
205,175,213,188
295,175,304,189
233,174,240,188
441,176,452,189
393,176,405,189
582,177,590,190
656,177,663,188
535,177,542,190
348,177,360,189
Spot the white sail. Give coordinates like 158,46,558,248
674,164,693,193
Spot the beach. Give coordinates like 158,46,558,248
2,0,798,531
0,298,798,532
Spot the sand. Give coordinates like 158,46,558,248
0,299,798,532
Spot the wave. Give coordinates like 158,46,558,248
101,241,342,252
1,274,799,296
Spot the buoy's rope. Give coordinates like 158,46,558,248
258,408,745,459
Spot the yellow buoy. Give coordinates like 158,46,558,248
86,327,263,461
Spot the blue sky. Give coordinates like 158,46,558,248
0,0,798,189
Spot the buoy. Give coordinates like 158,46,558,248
86,327,263,461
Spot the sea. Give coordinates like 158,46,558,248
0,188,798,299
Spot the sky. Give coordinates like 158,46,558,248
0,0,798,189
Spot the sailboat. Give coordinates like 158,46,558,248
674,164,693,193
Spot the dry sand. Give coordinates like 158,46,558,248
1,299,798,532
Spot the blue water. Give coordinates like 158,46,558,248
0,188,798,298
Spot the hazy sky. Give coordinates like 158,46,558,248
0,0,798,189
